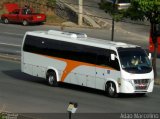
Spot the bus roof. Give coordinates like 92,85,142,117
25,30,139,50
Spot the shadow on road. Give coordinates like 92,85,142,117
2,69,47,85
58,83,148,99
3,69,149,99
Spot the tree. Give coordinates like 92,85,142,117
99,0,160,79
99,0,129,21
124,0,160,79
99,0,129,41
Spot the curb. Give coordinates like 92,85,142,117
44,21,105,30
0,112,37,119
155,79,160,85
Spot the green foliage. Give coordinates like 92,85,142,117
126,0,160,23
99,0,115,14
47,0,56,8
0,113,5,119
99,0,160,23
99,0,129,21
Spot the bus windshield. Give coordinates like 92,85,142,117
118,48,152,74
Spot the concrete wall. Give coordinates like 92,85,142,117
55,0,78,24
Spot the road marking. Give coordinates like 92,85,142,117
16,51,21,53
0,54,20,62
0,42,21,47
0,32,23,36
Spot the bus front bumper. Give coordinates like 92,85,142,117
118,79,154,94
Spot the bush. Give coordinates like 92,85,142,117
47,0,56,9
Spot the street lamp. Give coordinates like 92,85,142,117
67,102,78,119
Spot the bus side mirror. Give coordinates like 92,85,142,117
148,53,152,60
111,54,115,61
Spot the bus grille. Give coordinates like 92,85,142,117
133,79,150,90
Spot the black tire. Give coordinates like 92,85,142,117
46,71,58,87
106,82,118,98
3,18,9,24
22,20,28,26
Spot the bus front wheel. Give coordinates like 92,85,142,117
106,82,118,98
46,71,58,87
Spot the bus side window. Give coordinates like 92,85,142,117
96,55,109,67
109,51,120,71
110,58,120,71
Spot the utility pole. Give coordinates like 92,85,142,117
78,0,83,26
111,15,115,41
111,0,116,41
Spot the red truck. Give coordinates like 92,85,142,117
1,7,46,26
149,36,160,56
149,24,160,56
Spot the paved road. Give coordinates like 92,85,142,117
0,59,160,114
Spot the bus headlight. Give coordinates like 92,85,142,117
118,78,133,86
123,78,134,86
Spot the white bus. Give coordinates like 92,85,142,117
21,30,154,97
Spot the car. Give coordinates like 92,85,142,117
1,6,46,26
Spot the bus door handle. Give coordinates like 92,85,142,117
107,70,110,74
96,72,104,76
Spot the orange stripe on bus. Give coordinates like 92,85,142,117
40,54,115,82
60,60,94,82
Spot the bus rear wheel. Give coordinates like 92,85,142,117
106,82,118,98
46,71,58,87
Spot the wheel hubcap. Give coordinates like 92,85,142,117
23,21,27,25
49,76,54,85
5,19,8,23
109,83,115,95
